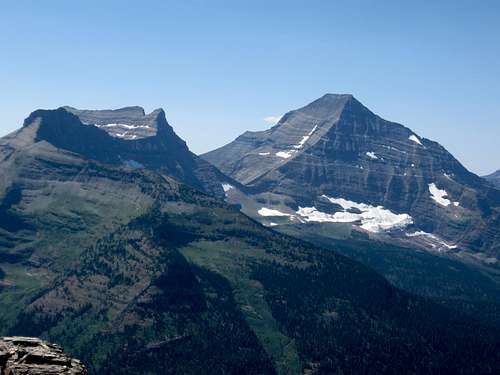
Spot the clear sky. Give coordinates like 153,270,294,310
1,0,499,175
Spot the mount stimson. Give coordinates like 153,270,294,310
203,94,500,258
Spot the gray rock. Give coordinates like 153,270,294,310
0,336,87,374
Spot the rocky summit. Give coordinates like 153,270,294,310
202,94,500,260
0,336,87,374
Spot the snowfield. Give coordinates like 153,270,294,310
275,151,294,159
295,195,413,233
409,134,423,145
96,123,152,130
257,207,292,217
428,183,451,206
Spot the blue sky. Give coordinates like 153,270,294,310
1,0,499,174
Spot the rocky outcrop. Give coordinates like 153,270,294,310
0,337,86,374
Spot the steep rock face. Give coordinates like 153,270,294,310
0,336,87,374
484,170,500,188
20,107,227,198
202,94,500,258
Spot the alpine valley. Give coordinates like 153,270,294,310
0,102,499,374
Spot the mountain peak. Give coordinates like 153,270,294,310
286,93,367,124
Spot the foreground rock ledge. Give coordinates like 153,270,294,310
0,336,87,374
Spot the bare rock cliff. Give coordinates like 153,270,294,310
0,337,87,374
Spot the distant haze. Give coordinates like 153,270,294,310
1,0,499,175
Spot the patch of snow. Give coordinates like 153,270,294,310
428,183,451,206
97,123,152,130
276,151,294,159
295,195,413,233
453,201,460,207
406,231,457,250
296,206,360,223
293,125,318,149
123,160,144,169
222,184,234,193
366,151,378,160
258,152,270,156
268,222,278,227
258,207,291,217
275,123,319,159
409,134,423,145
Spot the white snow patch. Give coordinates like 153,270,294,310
97,123,152,130
295,195,413,233
411,163,415,168
293,125,318,149
366,151,378,160
222,184,234,193
409,134,423,145
428,183,451,207
453,201,460,207
276,151,294,159
296,206,360,223
258,207,291,217
268,222,278,227
275,124,318,159
406,231,457,250
258,152,270,156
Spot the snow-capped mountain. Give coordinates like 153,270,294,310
203,94,500,259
